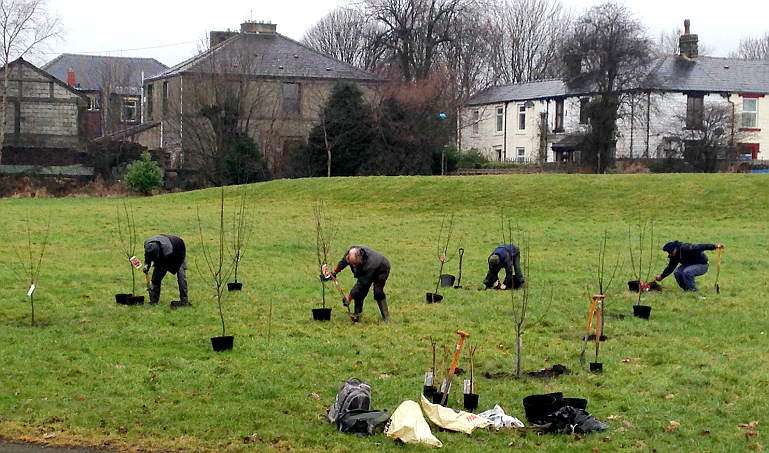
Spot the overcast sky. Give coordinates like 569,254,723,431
38,0,769,68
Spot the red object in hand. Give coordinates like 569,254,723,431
333,266,342,274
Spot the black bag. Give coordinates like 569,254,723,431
544,406,611,434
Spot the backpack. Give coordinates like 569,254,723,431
328,379,390,437
328,378,372,424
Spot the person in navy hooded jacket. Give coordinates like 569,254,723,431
655,241,723,291
483,244,525,290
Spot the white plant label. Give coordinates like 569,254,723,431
129,256,142,268
235,250,242,262
27,284,36,297
424,371,434,387
463,379,472,394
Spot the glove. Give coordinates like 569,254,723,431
320,273,334,282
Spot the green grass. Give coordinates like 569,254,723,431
0,174,767,452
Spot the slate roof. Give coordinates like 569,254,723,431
466,79,572,106
468,55,769,106
146,31,380,82
645,55,769,94
42,54,169,96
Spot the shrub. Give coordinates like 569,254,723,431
124,151,163,195
456,150,490,169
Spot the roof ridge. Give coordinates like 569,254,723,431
277,32,379,78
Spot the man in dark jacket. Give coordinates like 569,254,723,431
484,244,524,290
655,241,724,291
325,246,390,322
143,235,189,307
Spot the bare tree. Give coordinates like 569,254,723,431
654,27,714,57
165,37,272,186
364,0,474,81
730,33,769,60
665,103,744,172
96,59,134,136
488,0,571,84
440,5,496,103
0,0,60,164
561,2,651,173
301,6,387,72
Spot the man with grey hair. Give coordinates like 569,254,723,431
483,244,524,290
324,246,391,322
143,234,189,307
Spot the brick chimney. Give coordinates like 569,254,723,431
66,68,76,87
240,21,276,34
679,19,698,59
210,30,238,47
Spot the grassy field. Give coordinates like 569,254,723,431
0,174,767,452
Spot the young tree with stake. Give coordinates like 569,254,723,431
12,211,50,327
115,201,139,296
198,187,236,347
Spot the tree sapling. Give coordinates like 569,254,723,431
198,187,236,351
12,211,51,327
114,201,143,304
228,188,252,291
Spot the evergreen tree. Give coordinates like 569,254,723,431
305,82,376,177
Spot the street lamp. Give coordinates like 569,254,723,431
438,113,447,175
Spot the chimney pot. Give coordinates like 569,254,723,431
66,68,76,87
679,20,698,59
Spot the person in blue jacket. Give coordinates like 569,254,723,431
655,241,724,291
483,244,525,290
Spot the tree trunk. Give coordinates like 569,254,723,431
515,333,522,377
0,60,10,165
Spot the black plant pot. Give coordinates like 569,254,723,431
439,274,456,287
633,305,652,319
115,293,131,304
432,391,445,405
426,293,443,303
211,335,234,351
126,295,144,305
423,385,437,400
227,282,243,291
312,308,332,321
627,280,642,292
590,362,603,373
561,397,588,410
522,392,563,425
463,393,479,412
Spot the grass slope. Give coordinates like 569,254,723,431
0,174,767,452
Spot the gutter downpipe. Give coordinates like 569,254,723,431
503,101,509,162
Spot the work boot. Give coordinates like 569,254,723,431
377,299,390,322
148,284,160,306
170,300,191,309
351,299,364,323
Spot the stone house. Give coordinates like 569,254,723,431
0,57,90,170
141,21,381,174
461,22,769,163
42,54,168,139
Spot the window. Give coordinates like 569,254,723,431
516,147,526,163
162,81,169,114
472,110,480,135
146,84,154,119
518,104,526,130
496,107,504,133
282,82,301,116
122,98,138,123
740,143,760,160
742,98,758,129
554,99,565,132
579,98,589,124
494,145,504,162
686,94,704,129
